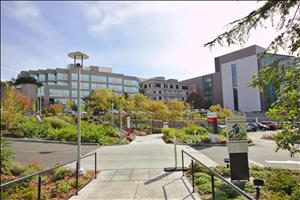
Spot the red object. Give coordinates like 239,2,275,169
208,117,218,123
261,121,277,130
127,127,131,136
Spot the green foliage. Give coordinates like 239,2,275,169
0,140,14,175
163,125,209,144
268,171,297,195
204,1,300,56
1,84,31,130
44,116,70,129
249,62,300,156
53,167,73,181
16,117,52,138
14,76,40,86
209,104,233,119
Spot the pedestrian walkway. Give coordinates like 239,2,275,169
70,134,217,200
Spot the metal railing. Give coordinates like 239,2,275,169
182,150,255,200
0,152,97,200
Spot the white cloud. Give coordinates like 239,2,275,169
2,1,40,20
1,1,59,40
83,2,175,33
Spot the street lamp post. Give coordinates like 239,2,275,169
68,52,89,176
120,95,123,131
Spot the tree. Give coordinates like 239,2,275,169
248,61,300,156
186,91,204,109
0,84,31,130
205,1,300,56
204,0,300,155
125,93,150,121
146,101,169,121
87,88,118,114
209,104,233,119
166,99,186,120
14,76,42,86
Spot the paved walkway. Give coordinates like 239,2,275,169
70,134,217,200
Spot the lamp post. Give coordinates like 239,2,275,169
68,51,89,176
119,95,123,131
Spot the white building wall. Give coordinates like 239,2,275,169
221,55,262,112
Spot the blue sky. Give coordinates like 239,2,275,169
1,1,284,81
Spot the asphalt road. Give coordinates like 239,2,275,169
193,131,300,169
8,141,99,168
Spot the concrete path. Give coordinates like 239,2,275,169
70,134,217,200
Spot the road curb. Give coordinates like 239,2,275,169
2,137,99,146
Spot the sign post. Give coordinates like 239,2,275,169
226,115,249,181
207,112,218,143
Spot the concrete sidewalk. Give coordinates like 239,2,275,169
70,134,217,200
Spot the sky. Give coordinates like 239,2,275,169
1,1,287,81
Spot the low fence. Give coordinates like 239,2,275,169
182,150,255,200
0,152,97,200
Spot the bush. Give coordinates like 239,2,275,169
44,117,70,129
16,117,52,138
53,167,73,181
182,125,208,135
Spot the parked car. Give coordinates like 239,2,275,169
247,123,257,132
67,110,76,115
217,125,226,133
261,121,277,130
254,122,270,130
81,111,87,115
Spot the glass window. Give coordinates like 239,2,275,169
82,90,90,97
91,83,107,90
155,83,161,88
72,73,77,80
231,64,237,88
50,89,69,97
124,79,138,86
82,82,89,90
203,75,212,96
108,77,122,84
170,84,173,89
48,73,56,80
82,74,89,81
91,75,107,82
38,74,45,82
48,82,56,85
71,81,78,88
57,81,68,86
37,86,44,96
57,73,68,80
182,85,189,90
124,87,138,93
108,84,123,92
72,90,78,97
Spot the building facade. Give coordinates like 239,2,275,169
142,77,189,101
184,45,296,112
18,65,140,106
182,72,223,109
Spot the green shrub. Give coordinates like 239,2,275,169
291,188,300,200
44,117,69,129
183,125,208,135
0,140,14,175
268,171,297,195
53,167,73,181
16,117,52,138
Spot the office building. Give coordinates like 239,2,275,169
142,77,189,101
18,65,140,107
184,45,296,112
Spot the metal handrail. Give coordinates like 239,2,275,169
0,152,97,199
182,150,254,200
